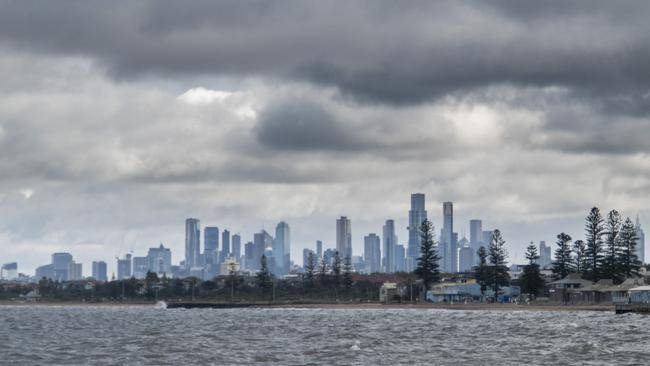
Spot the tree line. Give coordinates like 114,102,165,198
552,207,641,283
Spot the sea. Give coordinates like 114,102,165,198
0,305,648,365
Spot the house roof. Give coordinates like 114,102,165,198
629,286,650,292
550,273,592,286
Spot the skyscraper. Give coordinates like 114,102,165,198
395,244,406,272
117,253,132,280
441,202,455,272
303,248,316,269
336,216,352,259
52,252,73,281
185,218,201,270
274,221,291,275
636,216,645,264
253,230,273,271
469,219,483,266
204,226,219,254
147,243,172,275
316,240,323,259
538,241,552,268
221,229,231,262
383,219,396,272
363,233,381,274
232,234,242,261
92,261,107,281
407,193,427,271
458,237,473,272
68,261,82,281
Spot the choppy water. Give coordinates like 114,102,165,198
0,305,648,365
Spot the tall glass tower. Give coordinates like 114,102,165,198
407,193,427,271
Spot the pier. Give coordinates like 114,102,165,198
615,304,650,314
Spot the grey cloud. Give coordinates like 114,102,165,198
254,99,362,151
1,1,650,110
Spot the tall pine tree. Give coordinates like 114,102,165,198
487,230,510,299
552,232,573,280
619,217,642,279
256,254,272,290
584,207,605,281
602,210,623,282
520,244,545,298
414,219,441,292
572,239,587,275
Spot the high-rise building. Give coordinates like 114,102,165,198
185,218,201,270
636,216,645,264
441,202,455,272
458,236,473,272
274,222,291,275
336,216,352,259
482,230,494,247
117,253,132,280
221,229,231,262
253,230,273,271
383,220,397,272
538,241,552,268
316,240,323,259
407,193,427,271
323,248,337,266
469,219,483,266
204,226,219,255
147,243,172,275
0,262,18,280
232,234,242,260
35,264,54,280
363,233,381,274
395,244,406,272
92,261,107,281
68,261,82,281
244,241,255,270
52,253,73,281
132,256,149,279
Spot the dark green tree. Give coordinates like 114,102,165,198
572,239,587,275
318,257,329,286
414,219,441,292
619,217,642,279
331,251,342,288
304,251,316,286
487,229,510,299
144,271,160,299
584,207,605,281
473,246,489,299
602,209,623,282
256,255,272,290
552,232,573,280
520,244,545,298
342,256,353,290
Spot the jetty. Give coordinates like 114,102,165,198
615,304,650,314
165,302,257,309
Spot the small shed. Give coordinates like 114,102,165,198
379,282,397,304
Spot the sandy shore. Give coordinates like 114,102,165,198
0,300,614,312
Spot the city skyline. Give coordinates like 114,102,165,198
1,2,650,278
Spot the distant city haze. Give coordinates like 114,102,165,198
0,1,649,276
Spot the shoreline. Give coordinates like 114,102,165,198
0,301,614,312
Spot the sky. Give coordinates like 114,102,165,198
1,1,650,276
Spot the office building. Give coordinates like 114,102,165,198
68,261,82,281
92,261,108,281
147,243,172,275
274,221,291,275
395,244,406,272
441,202,455,273
52,253,73,281
363,233,381,274
185,218,201,270
303,248,316,269
221,229,231,263
458,237,473,272
133,256,149,279
232,234,241,260
407,193,427,271
538,241,552,268
244,241,255,270
336,216,352,259
253,230,273,271
316,240,323,259
0,262,18,280
383,220,397,272
117,253,132,280
35,264,54,280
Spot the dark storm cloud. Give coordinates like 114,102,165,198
254,99,362,151
1,1,650,109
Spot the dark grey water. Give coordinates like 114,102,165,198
0,305,648,365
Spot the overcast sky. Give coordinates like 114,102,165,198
1,1,650,275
